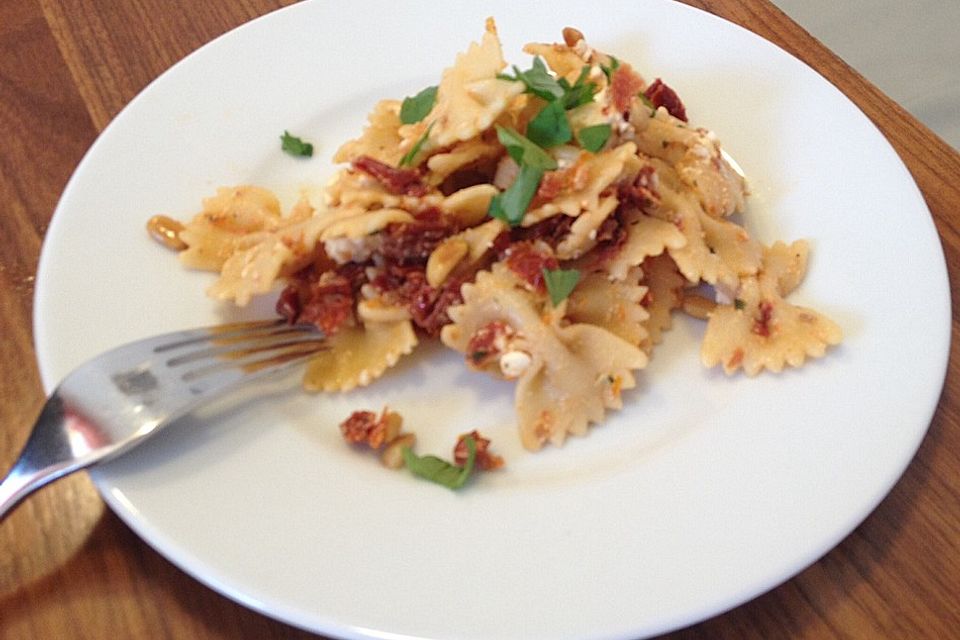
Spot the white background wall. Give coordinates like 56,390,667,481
773,0,959,149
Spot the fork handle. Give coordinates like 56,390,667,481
0,398,93,521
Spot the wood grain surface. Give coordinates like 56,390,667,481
1,1,957,638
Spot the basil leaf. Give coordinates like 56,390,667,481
494,125,557,171
577,123,611,153
526,100,573,148
280,131,313,157
399,122,433,167
402,436,476,490
542,267,581,306
400,85,438,124
509,57,564,102
489,164,543,226
562,85,598,111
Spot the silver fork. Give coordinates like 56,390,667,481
0,319,325,520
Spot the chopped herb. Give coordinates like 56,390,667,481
734,298,746,310
638,92,656,114
600,55,620,80
542,267,581,306
577,123,611,153
402,435,476,490
280,131,313,157
494,125,557,171
508,59,598,112
504,57,565,102
488,163,544,226
561,66,598,109
399,122,433,167
399,85,438,124
526,100,573,148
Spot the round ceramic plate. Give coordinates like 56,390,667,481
33,1,950,638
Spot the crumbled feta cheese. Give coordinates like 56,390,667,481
499,350,532,379
324,236,378,264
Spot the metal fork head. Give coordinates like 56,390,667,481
0,320,325,520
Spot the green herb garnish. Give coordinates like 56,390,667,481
494,125,557,170
542,267,581,306
560,66,598,109
488,163,544,226
280,131,313,157
526,100,572,148
577,123,611,153
504,57,565,102
400,85,438,124
734,298,746,310
402,436,476,490
399,122,434,167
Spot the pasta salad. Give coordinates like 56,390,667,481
150,19,842,454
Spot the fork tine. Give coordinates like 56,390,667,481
178,336,327,382
153,319,290,353
164,329,323,366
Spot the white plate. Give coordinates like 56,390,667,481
33,1,950,638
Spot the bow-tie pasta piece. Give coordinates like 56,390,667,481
701,245,841,375
400,19,524,159
630,106,747,217
565,267,649,348
442,264,647,449
638,254,686,351
303,320,418,392
179,186,291,271
333,100,405,166
524,143,640,225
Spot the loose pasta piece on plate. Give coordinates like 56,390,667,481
179,186,289,271
303,320,418,392
701,258,841,375
759,240,809,296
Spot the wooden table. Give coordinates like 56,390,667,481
2,1,957,638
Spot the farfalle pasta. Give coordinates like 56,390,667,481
154,20,842,452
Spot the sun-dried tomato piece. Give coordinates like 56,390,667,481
371,265,464,336
644,78,687,122
453,430,504,471
339,408,401,449
752,300,775,338
379,209,453,266
503,242,559,293
465,320,513,368
407,275,466,336
535,169,571,202
297,273,354,335
353,155,428,196
517,215,575,251
617,165,660,210
275,285,301,323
